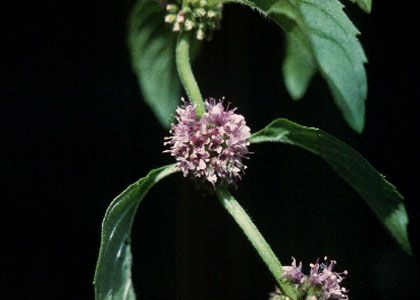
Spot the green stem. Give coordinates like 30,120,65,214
175,33,205,117
216,186,296,299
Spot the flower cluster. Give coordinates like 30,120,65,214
164,98,251,186
164,0,223,40
270,258,349,300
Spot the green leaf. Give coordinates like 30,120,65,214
226,0,368,132
94,165,178,300
348,0,372,13
250,118,412,254
128,1,201,128
283,32,317,100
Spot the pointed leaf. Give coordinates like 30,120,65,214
226,0,368,132
250,118,412,254
283,32,316,100
94,165,178,300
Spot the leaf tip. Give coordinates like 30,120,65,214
362,2,372,14
343,112,365,133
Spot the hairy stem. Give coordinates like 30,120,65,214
216,186,296,299
175,33,205,117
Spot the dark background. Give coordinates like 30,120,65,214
2,0,419,299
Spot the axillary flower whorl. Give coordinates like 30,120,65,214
164,98,251,186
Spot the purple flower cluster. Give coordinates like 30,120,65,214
270,257,349,300
164,98,251,185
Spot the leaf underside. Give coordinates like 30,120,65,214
128,0,202,128
228,0,368,132
94,165,177,300
250,118,412,254
283,31,317,100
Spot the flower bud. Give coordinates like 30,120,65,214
164,0,223,40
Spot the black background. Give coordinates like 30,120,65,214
2,0,419,299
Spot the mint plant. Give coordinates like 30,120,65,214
94,1,412,299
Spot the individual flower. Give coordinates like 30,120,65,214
270,257,349,300
164,98,251,186
282,257,305,284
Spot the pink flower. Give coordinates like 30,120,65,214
164,98,251,186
